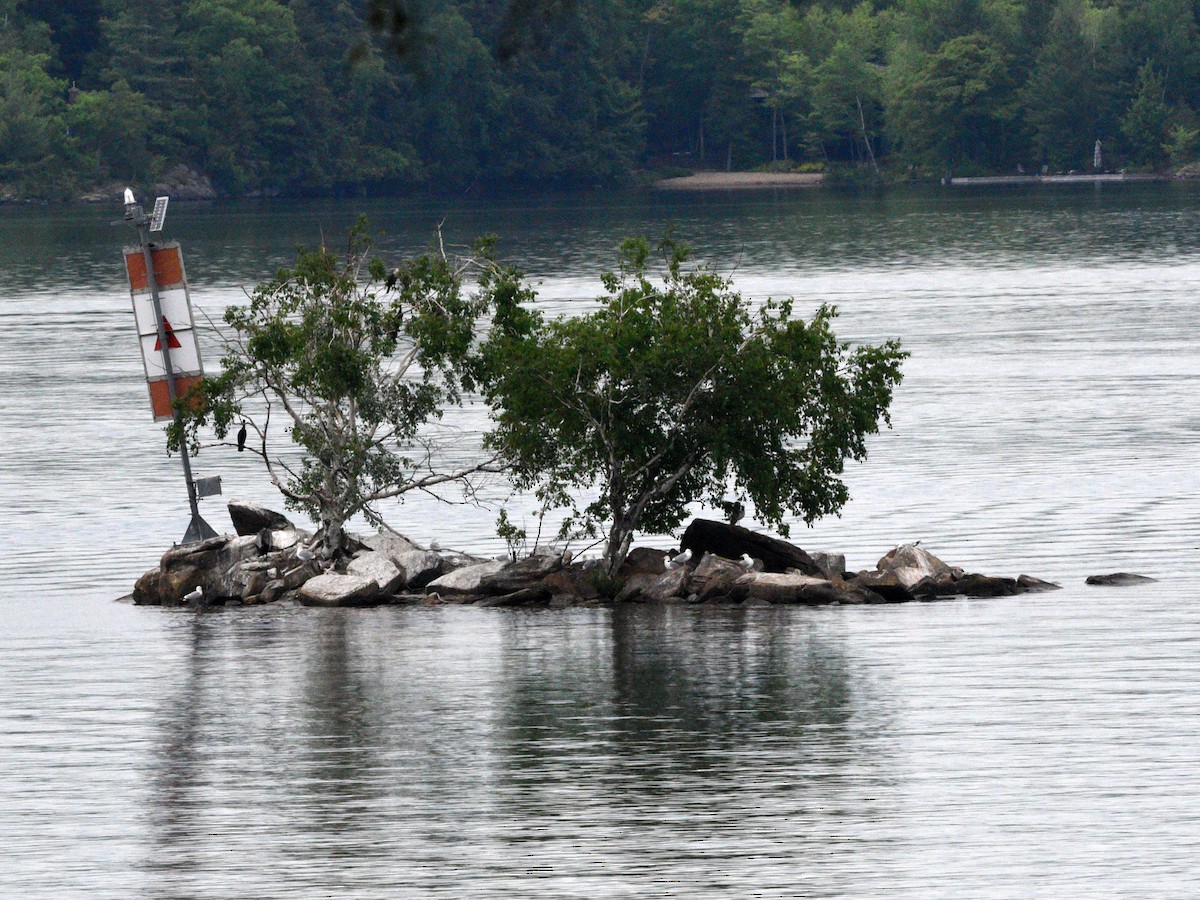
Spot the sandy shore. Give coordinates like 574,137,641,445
654,171,825,190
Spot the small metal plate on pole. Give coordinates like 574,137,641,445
149,196,169,232
194,475,222,499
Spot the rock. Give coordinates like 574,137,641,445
266,529,304,551
393,549,445,589
679,518,822,576
741,571,830,604
849,571,915,603
809,551,847,581
228,500,291,536
644,566,690,601
475,586,553,607
876,543,959,588
1086,573,1159,586
363,531,423,557
619,547,670,576
909,574,962,599
688,553,749,603
425,560,507,596
152,164,218,201
741,571,878,605
954,573,1020,598
480,553,564,595
614,573,659,603
346,552,405,594
298,573,382,607
198,535,262,600
1017,575,1062,592
542,568,601,601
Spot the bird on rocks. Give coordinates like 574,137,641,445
666,548,693,570
236,422,248,452
740,553,764,572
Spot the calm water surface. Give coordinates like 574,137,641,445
2,184,1200,895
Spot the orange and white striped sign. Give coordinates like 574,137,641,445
123,242,205,421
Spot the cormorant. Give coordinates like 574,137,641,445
237,422,247,452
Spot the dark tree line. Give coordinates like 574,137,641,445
2,0,1198,198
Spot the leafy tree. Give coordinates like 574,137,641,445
1023,0,1121,170
480,237,906,576
1121,61,1169,166
887,33,1017,171
0,49,68,194
174,222,501,556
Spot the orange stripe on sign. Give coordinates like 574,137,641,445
125,243,185,292
148,374,205,421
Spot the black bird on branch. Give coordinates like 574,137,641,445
237,422,247,452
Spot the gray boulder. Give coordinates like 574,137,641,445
363,531,423,557
426,560,507,597
298,573,382,607
480,553,565,595
228,500,292,536
876,543,959,588
1017,575,1062,592
1086,573,1158,586
619,547,670,576
740,571,877,605
346,552,405,594
809,551,847,581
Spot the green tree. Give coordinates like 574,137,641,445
887,33,1017,171
174,222,500,556
1023,0,1122,171
0,49,68,194
1121,61,1169,166
480,237,906,576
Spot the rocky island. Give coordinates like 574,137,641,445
126,500,1063,609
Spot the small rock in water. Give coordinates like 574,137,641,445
1085,573,1158,586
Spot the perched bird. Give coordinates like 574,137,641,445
295,544,316,562
667,548,693,569
236,422,247,452
740,554,764,572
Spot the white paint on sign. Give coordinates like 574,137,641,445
140,327,202,378
132,288,192,337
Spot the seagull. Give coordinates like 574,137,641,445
740,554,764,572
667,548,693,569
236,422,247,452
295,544,316,562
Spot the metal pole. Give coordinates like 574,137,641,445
134,210,216,544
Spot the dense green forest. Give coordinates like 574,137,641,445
2,0,1199,199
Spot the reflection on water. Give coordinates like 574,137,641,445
130,606,893,897
4,186,1200,894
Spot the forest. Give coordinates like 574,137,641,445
2,0,1199,199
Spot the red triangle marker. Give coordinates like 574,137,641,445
154,316,183,350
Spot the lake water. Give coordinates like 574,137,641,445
2,184,1200,895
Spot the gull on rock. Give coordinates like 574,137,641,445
740,554,764,572
666,548,693,570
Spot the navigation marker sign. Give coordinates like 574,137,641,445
123,241,204,419
154,317,183,351
119,188,217,545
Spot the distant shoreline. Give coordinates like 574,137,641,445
653,172,825,190
946,173,1167,186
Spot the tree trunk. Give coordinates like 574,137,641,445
772,108,777,162
604,513,637,577
856,95,879,174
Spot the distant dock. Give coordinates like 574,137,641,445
654,172,824,190
946,173,1166,186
